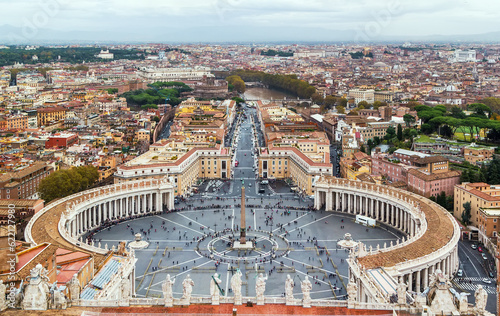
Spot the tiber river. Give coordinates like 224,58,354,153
243,87,296,100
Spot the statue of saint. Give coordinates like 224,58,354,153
397,279,407,305
474,285,488,311
347,278,358,303
285,274,294,304
0,280,7,309
182,275,195,304
301,276,312,307
120,277,131,299
68,275,81,301
162,274,175,307
231,269,243,305
255,273,268,305
210,273,222,305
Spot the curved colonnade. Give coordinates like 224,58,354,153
313,175,460,304
24,175,459,309
25,179,175,257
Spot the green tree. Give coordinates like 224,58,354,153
468,103,491,118
231,97,244,105
384,126,396,141
373,101,387,110
338,98,348,107
38,166,99,202
106,88,119,94
403,114,416,127
450,106,466,119
141,104,158,110
460,169,470,183
357,101,369,108
311,93,325,105
481,97,500,113
226,75,246,93
336,105,345,114
462,202,472,226
436,191,447,208
324,95,337,108
397,124,403,141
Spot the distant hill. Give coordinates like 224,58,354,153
0,24,498,44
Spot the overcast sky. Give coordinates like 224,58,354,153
1,0,500,42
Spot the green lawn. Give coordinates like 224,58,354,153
415,135,435,143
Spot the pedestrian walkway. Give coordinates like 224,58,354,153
454,277,496,294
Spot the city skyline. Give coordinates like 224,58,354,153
1,0,500,44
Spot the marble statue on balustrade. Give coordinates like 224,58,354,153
427,269,458,315
117,241,129,256
301,275,312,308
11,280,24,308
182,274,195,305
285,274,295,305
68,275,80,302
162,274,175,307
346,277,358,307
397,279,407,305
49,282,67,310
0,280,7,311
120,276,131,300
22,263,50,310
458,292,470,314
255,273,268,305
210,273,222,305
231,269,243,305
474,285,487,312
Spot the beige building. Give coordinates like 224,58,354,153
454,182,500,238
114,141,231,196
348,89,374,105
258,145,332,196
463,144,495,163
136,129,150,142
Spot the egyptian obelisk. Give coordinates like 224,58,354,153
240,181,246,244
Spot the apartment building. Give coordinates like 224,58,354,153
114,141,231,196
0,162,53,199
348,89,374,105
258,146,332,195
37,107,67,127
454,182,500,238
372,150,460,198
463,144,495,164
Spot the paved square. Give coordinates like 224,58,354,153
90,194,400,300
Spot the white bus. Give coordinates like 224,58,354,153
355,215,376,227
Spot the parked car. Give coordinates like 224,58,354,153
489,271,495,278
478,246,483,252
457,269,463,277
482,278,492,284
471,244,477,250
482,253,488,260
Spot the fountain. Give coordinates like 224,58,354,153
128,233,149,250
337,233,358,249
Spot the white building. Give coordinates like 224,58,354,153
97,49,114,59
348,89,375,105
138,66,212,81
453,50,476,62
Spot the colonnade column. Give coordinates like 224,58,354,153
416,270,421,293
326,190,332,211
423,267,429,289
408,272,413,292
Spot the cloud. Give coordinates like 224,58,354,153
0,0,499,42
